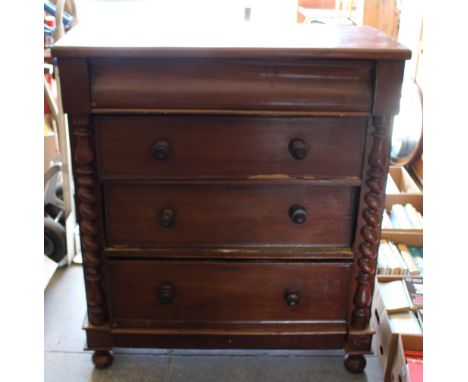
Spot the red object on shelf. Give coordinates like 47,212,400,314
44,66,57,115
405,351,423,382
45,15,56,28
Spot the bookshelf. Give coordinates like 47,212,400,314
372,162,423,382
379,164,423,274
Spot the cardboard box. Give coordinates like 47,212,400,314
44,134,57,173
371,277,423,381
390,334,423,382
386,165,423,214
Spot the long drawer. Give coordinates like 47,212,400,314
89,58,373,111
95,115,367,179
106,260,353,326
104,183,358,247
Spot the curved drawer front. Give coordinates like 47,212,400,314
104,183,358,247
95,115,367,179
90,58,373,111
107,260,353,324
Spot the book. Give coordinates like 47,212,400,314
377,246,389,274
404,277,423,310
404,203,423,229
382,209,393,229
389,206,402,228
408,246,423,275
377,244,391,274
378,280,411,313
391,204,413,229
388,311,423,335
415,211,424,228
408,246,423,258
386,173,400,194
388,241,409,275
398,244,420,275
380,240,401,274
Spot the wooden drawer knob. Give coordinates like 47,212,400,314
152,141,170,161
289,205,308,224
284,289,300,307
159,209,176,228
289,139,308,160
158,284,175,304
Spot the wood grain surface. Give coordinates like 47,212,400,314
106,260,353,323
95,115,367,178
103,183,359,247
90,58,373,111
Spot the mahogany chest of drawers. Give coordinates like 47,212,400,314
53,24,410,372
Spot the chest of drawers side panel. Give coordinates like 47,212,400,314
346,60,406,354
68,114,109,328
58,57,110,331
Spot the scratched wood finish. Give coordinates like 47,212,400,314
95,115,367,179
104,183,358,247
90,58,373,112
107,260,352,324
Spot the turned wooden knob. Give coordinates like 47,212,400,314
158,284,175,304
289,139,308,160
289,205,308,224
159,209,176,228
152,141,170,160
284,289,300,307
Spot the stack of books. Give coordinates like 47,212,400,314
377,240,423,276
378,277,423,334
382,203,423,229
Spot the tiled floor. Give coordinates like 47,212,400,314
44,264,384,382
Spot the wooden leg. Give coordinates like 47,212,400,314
92,350,114,369
344,354,366,373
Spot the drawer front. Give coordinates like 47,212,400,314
95,116,367,179
107,260,353,323
104,183,358,247
90,58,373,111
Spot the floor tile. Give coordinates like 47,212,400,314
167,354,383,382
44,265,87,352
45,352,169,382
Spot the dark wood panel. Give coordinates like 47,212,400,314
373,60,406,115
57,59,90,114
95,115,367,178
111,332,347,350
104,183,359,247
89,58,373,111
112,332,346,349
106,260,353,323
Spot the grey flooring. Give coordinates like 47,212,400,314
44,264,384,382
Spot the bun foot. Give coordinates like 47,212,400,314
344,354,366,373
92,350,114,369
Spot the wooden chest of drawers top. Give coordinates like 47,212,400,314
53,24,410,115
